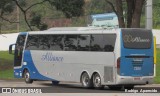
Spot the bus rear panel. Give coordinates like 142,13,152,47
116,29,154,85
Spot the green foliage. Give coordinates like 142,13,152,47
87,0,112,15
153,2,160,29
18,0,27,7
1,0,160,32
50,0,85,18
30,13,48,30
154,49,160,83
0,0,15,14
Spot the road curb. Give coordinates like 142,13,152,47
0,79,24,82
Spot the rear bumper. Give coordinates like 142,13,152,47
116,76,154,85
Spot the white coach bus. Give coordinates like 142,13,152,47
9,27,154,90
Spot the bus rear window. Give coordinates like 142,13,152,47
122,29,152,49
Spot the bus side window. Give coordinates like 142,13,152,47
14,35,26,67
103,34,116,52
77,35,90,51
39,35,50,50
90,35,103,51
104,45,114,52
64,35,77,51
50,35,64,51
26,35,39,50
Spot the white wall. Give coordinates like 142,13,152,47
152,29,160,48
0,33,18,51
153,29,160,46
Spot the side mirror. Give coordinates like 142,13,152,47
9,44,15,54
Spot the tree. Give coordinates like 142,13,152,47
106,0,146,28
13,0,85,31
13,0,47,31
30,13,48,30
0,0,16,33
0,0,16,22
85,0,113,15
153,0,160,29
49,0,85,18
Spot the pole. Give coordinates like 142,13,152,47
17,2,20,32
145,0,152,29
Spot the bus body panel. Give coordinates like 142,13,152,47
30,51,115,83
116,76,154,85
115,29,154,85
120,32,154,77
14,50,56,81
120,57,154,76
11,28,154,87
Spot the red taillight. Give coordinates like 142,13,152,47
117,57,120,68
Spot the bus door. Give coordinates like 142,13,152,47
120,29,153,77
14,34,26,67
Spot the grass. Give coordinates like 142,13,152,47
0,51,13,79
0,69,14,79
0,50,160,84
0,51,13,61
154,48,160,83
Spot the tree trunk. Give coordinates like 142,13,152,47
126,0,134,28
131,0,145,28
115,0,125,28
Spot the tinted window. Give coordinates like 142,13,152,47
64,35,77,51
39,35,50,50
14,35,26,67
50,35,64,51
122,29,152,49
77,35,90,51
25,34,116,52
16,35,26,48
91,35,103,51
103,34,116,52
26,35,39,50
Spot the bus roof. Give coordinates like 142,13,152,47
47,27,108,31
25,27,119,35
19,28,152,35
91,13,117,19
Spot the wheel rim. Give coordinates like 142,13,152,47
82,74,89,87
25,72,30,82
94,75,101,87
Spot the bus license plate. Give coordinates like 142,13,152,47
134,66,141,70
133,77,141,80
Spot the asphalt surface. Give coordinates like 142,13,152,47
0,79,160,93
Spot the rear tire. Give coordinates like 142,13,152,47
124,86,134,90
81,72,93,88
24,70,33,84
108,85,122,90
52,81,59,85
93,73,104,89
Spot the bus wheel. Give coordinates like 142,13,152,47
108,85,122,90
124,86,134,90
24,70,33,84
93,73,104,89
52,81,59,85
81,72,93,88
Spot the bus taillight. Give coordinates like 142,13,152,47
117,57,120,69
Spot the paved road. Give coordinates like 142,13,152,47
0,79,160,94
